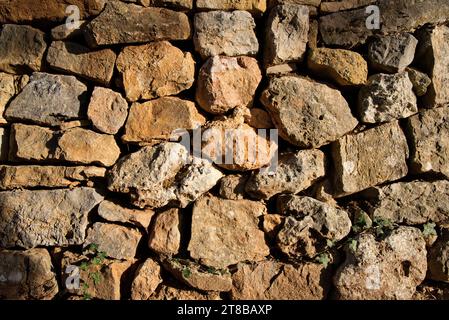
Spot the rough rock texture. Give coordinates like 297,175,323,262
188,194,269,268
244,108,273,129
196,0,266,14
116,42,195,102
0,188,103,248
261,76,358,148
407,67,432,97
97,200,154,229
219,174,248,200
150,284,221,300
0,73,28,125
131,259,163,300
148,208,182,255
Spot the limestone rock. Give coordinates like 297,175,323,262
406,67,431,97
194,11,259,59
0,249,58,300
196,56,262,115
148,208,181,255
131,259,163,300
246,149,325,199
85,223,142,260
84,1,191,47
147,0,193,10
116,42,195,102
97,200,154,229
334,227,427,300
307,47,368,86
88,87,128,135
0,24,46,74
5,73,88,127
357,72,417,123
196,0,267,14
262,214,285,239
188,194,269,268
0,73,29,125
331,121,409,196
150,284,221,300
0,188,103,248
122,97,205,145
219,174,248,200
264,4,309,67
46,41,116,85
9,124,54,162
244,108,273,129
261,76,358,148
51,21,87,40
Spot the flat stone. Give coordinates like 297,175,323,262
406,107,449,179
194,11,259,59
116,42,195,102
357,72,417,123
219,174,248,200
188,194,269,268
85,222,142,260
196,56,262,115
9,124,54,162
0,249,58,300
84,1,191,47
0,73,29,125
88,87,128,135
0,188,103,248
331,121,409,196
97,200,155,229
246,149,325,199
0,24,46,74
131,259,163,300
261,76,358,148
264,4,309,67
148,208,182,255
123,97,205,145
5,73,88,127
428,229,449,283
196,0,266,14
46,41,116,85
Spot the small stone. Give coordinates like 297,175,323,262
406,68,431,97
88,87,128,135
116,42,195,102
194,11,259,59
196,0,267,14
84,1,191,47
5,73,88,127
188,194,269,268
97,200,155,229
246,149,325,199
0,73,29,125
244,108,273,129
51,21,87,40
85,223,142,260
122,97,205,145
357,72,417,123
0,24,46,74
0,188,103,248
262,214,285,239
131,259,163,300
46,41,116,85
264,4,309,67
219,174,249,200
0,249,58,300
265,63,297,75
307,47,368,86
406,107,449,179
150,284,221,300
196,56,262,115
331,121,409,197
148,208,182,256
9,124,54,162
261,76,358,148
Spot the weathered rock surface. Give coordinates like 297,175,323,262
196,0,266,14
0,73,28,125
97,200,154,229
320,0,376,13
244,108,273,129
194,11,259,59
148,209,181,255
219,174,248,200
189,194,269,268
116,42,195,102
0,188,103,248
334,227,427,300
50,21,87,41
146,0,193,10
261,76,358,148
196,56,262,115
150,284,221,300
406,67,432,97
131,259,163,300
428,229,449,283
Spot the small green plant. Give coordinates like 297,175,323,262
315,253,331,268
352,213,370,233
326,239,336,248
79,243,108,300
348,239,358,252
182,267,192,279
372,217,395,238
422,222,437,237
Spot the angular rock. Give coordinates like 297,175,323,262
88,87,128,135
150,284,221,300
406,67,431,97
261,76,358,148
231,260,330,300
0,24,46,74
334,227,427,300
148,208,182,255
84,1,191,47
196,56,262,115
428,229,449,283
331,121,409,196
307,47,368,86
98,200,154,229
123,97,205,145
244,108,273,129
0,73,29,125
368,33,418,73
196,0,267,14
0,165,106,190
246,149,325,199
116,42,195,102
357,72,417,123
0,249,58,300
194,11,259,59
0,128,7,161
46,41,116,85
9,124,55,162
131,259,163,300
0,188,103,248
219,174,249,200
5,73,88,126
188,194,269,268
85,223,142,260
262,214,285,239
406,107,449,179
264,4,309,67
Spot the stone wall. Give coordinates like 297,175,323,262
0,0,449,300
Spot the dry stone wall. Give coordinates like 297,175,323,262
0,0,448,300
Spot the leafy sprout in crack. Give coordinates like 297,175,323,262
315,252,331,268
422,222,437,237
182,267,192,279
79,243,108,300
